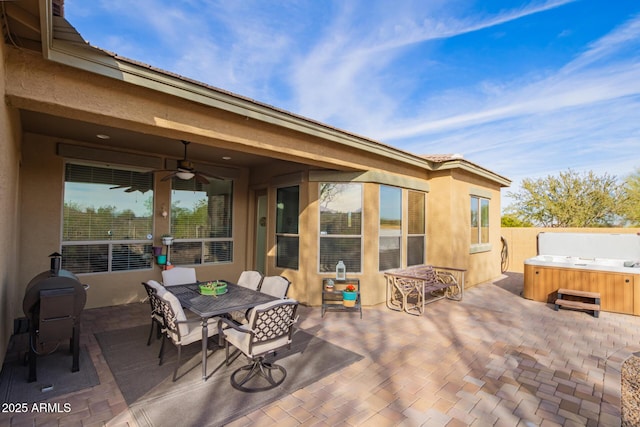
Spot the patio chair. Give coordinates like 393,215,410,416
161,267,197,286
237,270,263,291
259,276,291,298
157,290,220,381
141,281,167,346
218,299,299,392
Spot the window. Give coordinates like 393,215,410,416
470,196,490,246
276,186,299,269
170,178,233,265
379,185,401,271
62,163,154,273
407,191,426,266
319,183,362,273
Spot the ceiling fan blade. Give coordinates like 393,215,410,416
161,171,177,181
194,173,210,184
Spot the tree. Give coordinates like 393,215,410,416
504,169,624,227
501,213,532,227
621,168,640,226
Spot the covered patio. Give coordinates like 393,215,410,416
2,274,636,426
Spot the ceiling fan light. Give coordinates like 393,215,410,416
175,171,195,180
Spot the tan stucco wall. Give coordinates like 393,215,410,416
281,173,504,308
18,134,252,309
5,48,430,181
4,29,508,321
501,227,640,274
427,170,504,288
0,39,23,366
296,181,391,306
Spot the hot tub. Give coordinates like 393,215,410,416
524,233,640,315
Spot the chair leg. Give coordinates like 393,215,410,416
172,345,182,382
158,335,166,365
147,321,155,346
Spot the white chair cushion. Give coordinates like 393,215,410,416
162,267,197,286
146,280,167,297
259,276,289,298
224,325,290,358
226,299,297,357
161,291,191,337
237,271,263,291
162,291,217,343
177,316,219,346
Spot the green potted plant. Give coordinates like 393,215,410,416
161,234,174,245
342,284,357,307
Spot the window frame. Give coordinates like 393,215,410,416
470,194,491,253
407,190,426,267
61,162,154,274
275,185,300,270
169,178,234,266
318,182,363,274
379,185,402,271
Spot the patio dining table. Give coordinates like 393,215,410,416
169,281,278,380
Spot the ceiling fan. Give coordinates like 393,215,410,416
158,140,210,184
109,140,219,193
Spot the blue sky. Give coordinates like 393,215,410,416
65,0,640,208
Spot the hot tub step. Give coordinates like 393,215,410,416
555,288,600,317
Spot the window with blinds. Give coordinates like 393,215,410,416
62,163,154,273
170,178,233,265
407,190,426,266
319,183,362,273
379,185,401,271
276,186,299,269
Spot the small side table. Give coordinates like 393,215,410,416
322,278,362,318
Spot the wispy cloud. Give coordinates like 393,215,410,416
379,12,640,188
66,0,640,194
287,0,579,129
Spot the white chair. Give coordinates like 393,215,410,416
218,299,299,391
157,291,220,381
162,267,197,286
259,276,291,298
237,270,263,291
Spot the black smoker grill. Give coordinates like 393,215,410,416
22,253,87,382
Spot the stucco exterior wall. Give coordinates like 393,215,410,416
18,134,252,309
4,17,508,322
297,181,393,306
427,170,504,287
0,39,22,366
5,48,430,181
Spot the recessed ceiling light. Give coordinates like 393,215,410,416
222,156,232,160
96,134,110,140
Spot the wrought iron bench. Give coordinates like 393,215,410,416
384,265,465,316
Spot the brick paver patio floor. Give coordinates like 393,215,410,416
2,273,639,426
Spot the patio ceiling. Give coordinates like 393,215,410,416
20,110,302,170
